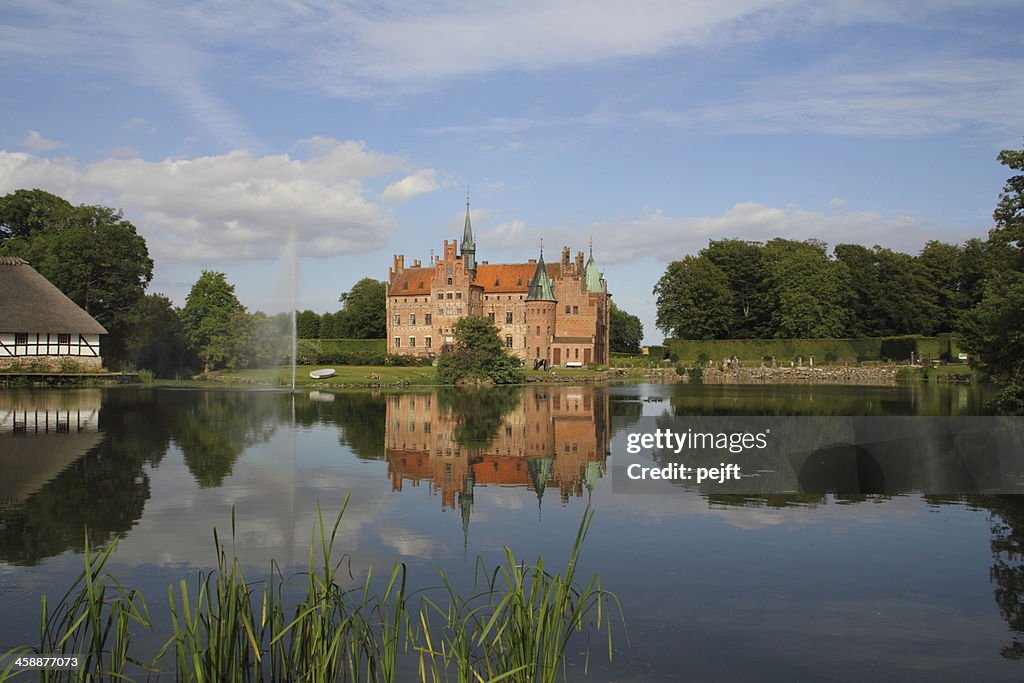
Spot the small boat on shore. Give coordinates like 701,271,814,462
309,368,336,379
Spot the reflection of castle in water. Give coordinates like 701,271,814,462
385,387,609,515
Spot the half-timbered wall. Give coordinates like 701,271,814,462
0,333,101,358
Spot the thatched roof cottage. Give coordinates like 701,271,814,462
0,256,106,370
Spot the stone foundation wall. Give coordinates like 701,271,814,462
0,356,103,372
699,365,898,385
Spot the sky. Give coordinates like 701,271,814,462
1,1,1022,343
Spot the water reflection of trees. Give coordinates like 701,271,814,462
172,391,282,487
962,495,1024,660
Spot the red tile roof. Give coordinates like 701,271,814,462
388,267,432,296
476,263,559,293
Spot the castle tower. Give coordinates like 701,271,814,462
525,248,557,367
460,193,477,279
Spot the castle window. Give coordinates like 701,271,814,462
536,347,541,357
495,278,500,286
409,313,416,325
536,326,540,335
424,313,432,325
505,335,513,348
394,337,401,348
575,348,579,359
505,312,513,324
517,278,523,286
437,292,443,300
393,314,401,326
446,292,453,299
456,292,462,299
573,305,579,314
447,277,453,285
489,312,495,322
565,306,571,314
409,336,416,347
425,336,432,348
456,306,462,315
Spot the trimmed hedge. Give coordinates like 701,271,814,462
665,336,948,364
295,339,428,366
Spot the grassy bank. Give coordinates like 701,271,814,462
1,503,620,682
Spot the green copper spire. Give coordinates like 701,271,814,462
526,248,556,301
461,191,476,278
585,243,605,293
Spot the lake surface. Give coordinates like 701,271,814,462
1,382,1023,681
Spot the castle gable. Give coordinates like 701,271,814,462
388,267,432,296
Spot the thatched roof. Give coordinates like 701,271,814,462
0,257,107,334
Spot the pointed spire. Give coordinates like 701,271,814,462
585,242,605,293
461,190,476,278
526,246,556,302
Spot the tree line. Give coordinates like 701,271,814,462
0,189,386,376
653,143,1024,409
654,237,987,341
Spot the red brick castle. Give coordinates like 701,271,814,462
386,201,610,366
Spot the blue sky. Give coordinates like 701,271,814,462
1,1,1021,343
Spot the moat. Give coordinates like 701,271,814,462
1,383,1022,681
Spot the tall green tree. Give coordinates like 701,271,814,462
654,255,734,339
337,278,386,338
296,309,321,339
609,302,643,353
180,271,253,372
960,145,1024,410
437,316,523,384
835,244,939,336
763,239,851,338
122,293,194,378
0,189,153,364
703,239,768,337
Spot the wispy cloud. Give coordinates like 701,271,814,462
0,138,424,263
22,130,64,152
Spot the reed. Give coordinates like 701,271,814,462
416,510,623,683
7,503,620,682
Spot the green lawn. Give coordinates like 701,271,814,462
194,364,614,387
198,365,439,387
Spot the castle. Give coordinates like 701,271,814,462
386,202,610,366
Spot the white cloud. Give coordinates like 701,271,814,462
484,219,528,249
0,138,418,263
380,169,446,203
22,130,64,152
469,201,965,264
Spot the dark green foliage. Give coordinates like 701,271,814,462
0,189,154,365
180,271,253,373
653,255,733,339
609,302,643,353
296,309,321,339
960,145,1024,411
337,278,387,338
123,293,196,378
665,336,943,364
762,239,851,338
436,316,524,385
703,239,769,337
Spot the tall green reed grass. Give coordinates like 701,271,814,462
3,499,622,682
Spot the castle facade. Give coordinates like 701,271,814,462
386,203,610,366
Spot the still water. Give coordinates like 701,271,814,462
0,382,1022,681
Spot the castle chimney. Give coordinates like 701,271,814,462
575,251,584,273
561,246,570,268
